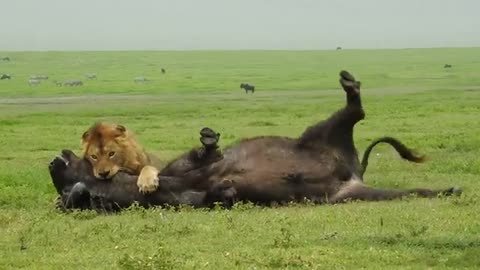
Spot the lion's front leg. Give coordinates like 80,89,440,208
137,165,160,193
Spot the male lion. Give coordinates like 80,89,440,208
81,122,161,193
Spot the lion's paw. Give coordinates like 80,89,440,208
137,166,160,194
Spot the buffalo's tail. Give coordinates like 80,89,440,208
361,137,426,177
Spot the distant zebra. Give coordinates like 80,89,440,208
64,80,83,86
85,73,97,79
1,74,11,80
444,64,452,68
28,79,41,86
134,76,148,83
0,57,10,61
240,83,255,94
161,68,166,74
53,80,63,86
30,75,49,80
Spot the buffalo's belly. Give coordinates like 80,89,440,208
219,138,338,180
211,138,343,203
225,170,342,204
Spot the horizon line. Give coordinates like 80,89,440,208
1,46,479,53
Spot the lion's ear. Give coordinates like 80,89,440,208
81,130,90,142
116,125,127,135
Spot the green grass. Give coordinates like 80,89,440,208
0,48,479,269
1,48,480,97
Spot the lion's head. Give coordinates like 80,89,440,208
81,122,148,180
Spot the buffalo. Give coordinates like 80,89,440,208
240,83,255,94
50,71,461,212
0,74,11,80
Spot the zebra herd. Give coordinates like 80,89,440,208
26,75,87,87
0,72,94,87
2,56,254,93
1,57,168,87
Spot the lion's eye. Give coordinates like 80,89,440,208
90,155,98,160
108,151,116,157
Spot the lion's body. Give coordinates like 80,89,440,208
81,122,161,193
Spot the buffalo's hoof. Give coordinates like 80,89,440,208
49,149,77,172
200,127,220,147
49,156,68,173
339,70,361,95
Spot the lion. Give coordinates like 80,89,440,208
81,122,162,193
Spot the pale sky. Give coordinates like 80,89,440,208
1,0,479,51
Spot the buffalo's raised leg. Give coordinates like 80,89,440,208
330,180,462,203
160,127,223,176
298,71,364,169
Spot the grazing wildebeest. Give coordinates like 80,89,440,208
1,57,10,61
336,46,342,50
64,80,83,87
134,76,148,83
85,73,97,80
240,83,255,93
444,64,452,68
161,68,166,74
1,74,11,80
50,70,461,212
28,79,41,86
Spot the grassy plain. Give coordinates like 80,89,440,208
0,48,479,269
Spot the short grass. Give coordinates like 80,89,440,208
1,48,480,97
0,49,479,269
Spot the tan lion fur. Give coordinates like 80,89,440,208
81,122,162,193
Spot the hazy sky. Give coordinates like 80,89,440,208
1,0,479,51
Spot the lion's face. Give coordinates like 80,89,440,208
81,122,132,180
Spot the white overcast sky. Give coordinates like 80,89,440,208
0,0,479,50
